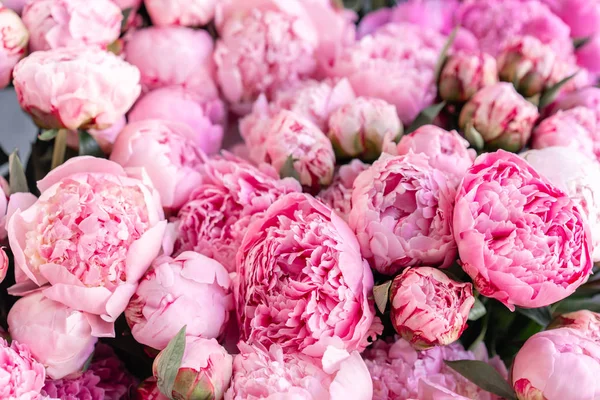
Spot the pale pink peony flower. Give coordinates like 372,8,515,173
439,51,498,103
236,192,378,357
173,153,300,272
0,5,28,89
125,252,233,351
225,342,372,400
110,119,206,210
328,97,403,161
364,338,507,400
8,292,97,379
455,150,593,310
7,157,167,337
395,125,476,187
349,153,457,275
133,377,168,400
459,82,539,152
128,87,225,155
22,0,122,52
390,267,474,349
317,159,368,221
145,0,217,27
549,310,600,342
512,328,600,400
124,26,216,94
153,337,232,400
541,0,600,39
13,47,141,130
0,338,46,399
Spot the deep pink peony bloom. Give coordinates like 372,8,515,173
144,0,217,27
541,0,600,39
0,5,28,89
22,0,122,52
0,338,46,399
512,328,600,400
576,34,600,77
364,338,507,400
439,51,498,103
225,342,372,400
153,337,232,400
317,159,368,221
13,47,141,130
173,153,300,272
125,252,233,351
7,157,166,337
454,150,593,310
236,192,378,357
128,87,225,155
349,153,457,275
549,310,600,342
124,26,216,94
395,125,476,187
390,267,474,349
110,119,206,210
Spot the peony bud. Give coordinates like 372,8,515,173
548,310,600,342
439,51,498,103
459,82,539,152
133,378,168,400
389,267,474,349
0,5,28,89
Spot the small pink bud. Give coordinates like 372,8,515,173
439,51,498,103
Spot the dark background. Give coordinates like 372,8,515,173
0,88,37,176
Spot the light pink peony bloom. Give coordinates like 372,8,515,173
236,192,378,357
128,87,225,155
125,252,233,351
459,82,539,152
124,27,216,94
13,47,140,130
541,0,600,39
0,5,28,89
349,153,457,275
325,22,445,125
548,310,600,342
153,337,232,400
512,328,600,400
317,159,368,221
22,0,121,52
65,116,126,155
522,147,600,261
364,338,507,400
145,0,217,27
133,377,168,400
110,119,206,210
0,338,46,399
454,150,593,310
328,97,403,161
439,51,498,103
173,153,300,272
7,157,167,337
225,342,372,400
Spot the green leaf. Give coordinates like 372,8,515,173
406,101,446,134
445,360,517,400
78,131,105,158
539,72,578,109
9,151,28,194
574,36,591,50
555,294,600,314
434,26,459,83
342,0,362,11
156,326,187,399
121,8,133,30
38,129,59,141
516,306,552,327
469,297,487,321
464,122,484,151
81,351,95,372
279,156,301,181
373,280,392,314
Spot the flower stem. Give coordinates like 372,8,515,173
51,129,68,170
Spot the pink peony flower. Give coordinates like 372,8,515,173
0,338,46,399
128,87,225,155
328,97,403,161
349,153,457,275
7,157,167,337
576,34,600,77
454,150,593,310
144,0,217,27
541,0,600,39
110,119,206,210
317,159,368,221
439,51,498,103
133,378,167,400
364,338,507,400
459,82,539,152
549,310,600,342
153,337,232,400
124,26,216,94
0,5,28,89
125,252,233,351
13,46,141,130
236,192,378,357
325,22,445,125
173,153,300,272
8,292,97,379
521,147,600,262
225,342,372,400
512,328,600,400
22,0,122,52
549,86,600,124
